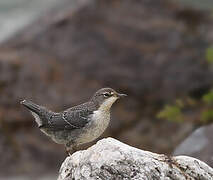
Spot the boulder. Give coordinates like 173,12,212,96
58,138,213,180
173,124,213,167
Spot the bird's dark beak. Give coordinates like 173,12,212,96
117,93,127,98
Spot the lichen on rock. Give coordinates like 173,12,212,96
58,138,213,180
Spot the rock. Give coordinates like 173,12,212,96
58,138,213,180
173,124,213,167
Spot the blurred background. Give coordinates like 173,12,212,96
0,0,213,179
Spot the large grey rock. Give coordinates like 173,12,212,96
173,124,213,167
58,138,213,180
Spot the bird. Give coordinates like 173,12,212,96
20,88,127,154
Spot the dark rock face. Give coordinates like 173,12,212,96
0,0,213,177
174,124,213,167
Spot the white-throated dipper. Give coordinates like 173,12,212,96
20,88,127,154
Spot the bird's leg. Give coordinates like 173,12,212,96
65,142,77,156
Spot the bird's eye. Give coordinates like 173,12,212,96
103,93,110,97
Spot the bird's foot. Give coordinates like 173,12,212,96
66,148,73,156
66,144,77,156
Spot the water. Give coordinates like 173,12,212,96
0,0,61,43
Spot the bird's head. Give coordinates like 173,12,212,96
91,88,127,111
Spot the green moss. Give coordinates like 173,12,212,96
202,90,213,105
201,110,213,123
206,47,213,64
157,105,184,123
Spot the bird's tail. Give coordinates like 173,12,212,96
21,100,42,114
20,100,49,128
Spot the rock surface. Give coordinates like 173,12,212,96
174,124,213,167
58,138,213,180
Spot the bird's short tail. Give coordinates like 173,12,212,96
20,100,47,128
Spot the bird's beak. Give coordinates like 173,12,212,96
117,93,127,98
